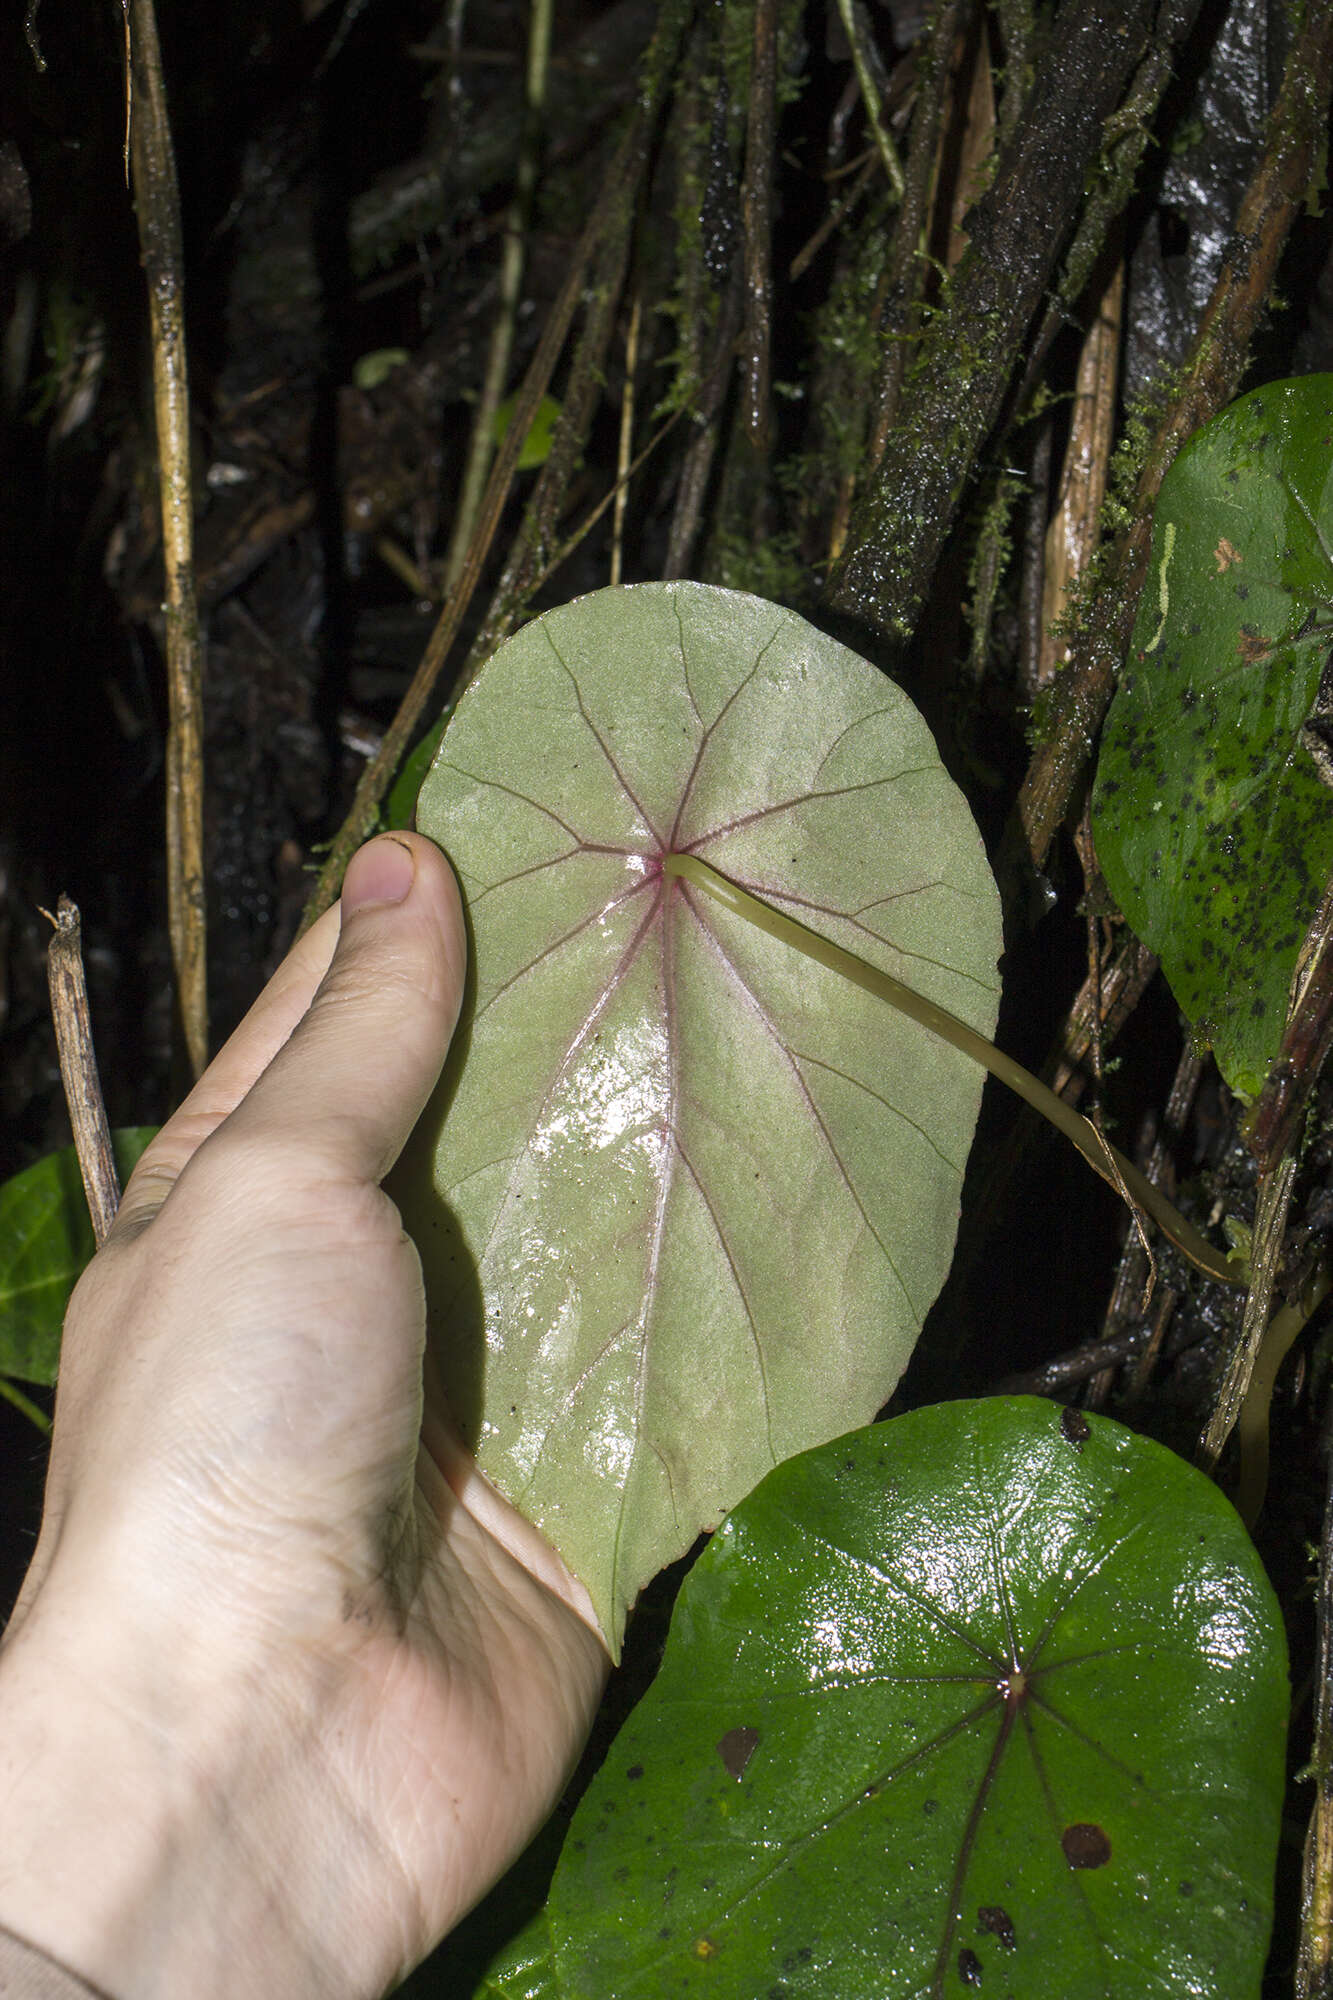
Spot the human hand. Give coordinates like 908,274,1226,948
0,834,609,1999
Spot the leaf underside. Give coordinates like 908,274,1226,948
483,1400,1286,1999
399,582,1002,1647
1092,374,1333,1098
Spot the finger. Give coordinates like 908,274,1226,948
109,900,345,1240
205,832,465,1187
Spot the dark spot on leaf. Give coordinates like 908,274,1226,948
627,1763,644,1780
1060,1406,1090,1449
1062,1822,1112,1868
1179,1881,1194,1896
958,1946,983,1986
717,1725,760,1780
923,1797,939,1815
978,1906,1015,1949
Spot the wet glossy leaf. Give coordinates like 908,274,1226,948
1091,374,1333,1097
476,1915,556,1999
490,1399,1285,1999
399,582,1001,1648
0,1130,156,1384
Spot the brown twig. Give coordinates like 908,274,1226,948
991,1325,1143,1398
610,294,642,587
41,897,121,1246
1014,0,1333,871
1035,250,1123,691
128,0,207,1081
1199,1153,1298,1471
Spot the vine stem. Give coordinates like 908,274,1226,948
664,852,1238,1291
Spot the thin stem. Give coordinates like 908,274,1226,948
1232,1269,1331,1530
128,0,207,1081
610,293,641,588
42,895,121,1246
664,852,1239,1290
0,1376,51,1435
833,0,905,199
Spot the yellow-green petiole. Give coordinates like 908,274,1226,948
664,851,1240,1292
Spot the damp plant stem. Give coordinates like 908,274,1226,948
665,852,1239,1291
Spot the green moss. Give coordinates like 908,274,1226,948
705,525,809,605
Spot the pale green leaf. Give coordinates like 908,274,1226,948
399,583,1001,1648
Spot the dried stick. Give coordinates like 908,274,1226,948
992,1325,1143,1399
610,293,641,588
1035,253,1122,690
941,10,995,275
1199,1153,1297,1472
1014,0,1333,870
42,897,120,1246
128,0,207,1080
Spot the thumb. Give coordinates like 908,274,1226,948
218,833,467,1186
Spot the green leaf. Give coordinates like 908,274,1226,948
475,1914,557,1999
494,391,563,471
0,1129,156,1384
398,581,1001,1650
1091,373,1333,1097
385,710,453,830
514,1399,1286,1999
352,346,410,390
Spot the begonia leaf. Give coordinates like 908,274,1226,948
482,1399,1286,1998
399,583,1001,1647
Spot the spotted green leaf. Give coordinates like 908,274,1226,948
482,1399,1286,1999
1091,374,1333,1097
398,582,1001,1650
